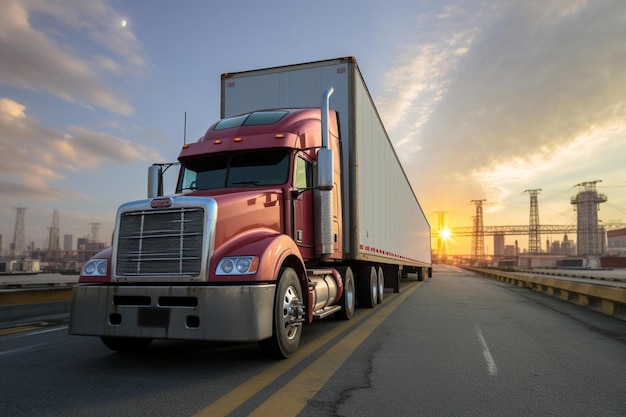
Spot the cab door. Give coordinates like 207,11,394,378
293,155,314,258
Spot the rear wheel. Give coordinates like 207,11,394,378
377,267,384,304
260,267,304,359
101,337,152,352
357,265,378,308
335,266,355,320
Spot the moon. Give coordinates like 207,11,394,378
120,19,127,28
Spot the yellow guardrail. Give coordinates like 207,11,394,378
0,288,73,323
466,267,626,321
0,288,73,306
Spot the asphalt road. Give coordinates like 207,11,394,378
1,265,625,416
300,265,626,417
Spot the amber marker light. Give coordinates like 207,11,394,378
214,139,222,144
248,256,259,273
182,144,190,149
275,133,285,139
233,137,243,142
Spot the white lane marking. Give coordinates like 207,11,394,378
27,326,68,336
475,323,498,377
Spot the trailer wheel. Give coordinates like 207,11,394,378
260,267,304,359
377,267,384,304
335,266,355,320
358,265,378,308
101,337,152,352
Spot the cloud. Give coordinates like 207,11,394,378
0,98,163,201
0,0,145,115
378,0,626,216
376,3,484,167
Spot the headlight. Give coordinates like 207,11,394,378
221,259,234,274
216,256,259,275
236,258,251,273
82,259,108,277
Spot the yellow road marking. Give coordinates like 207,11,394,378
0,325,39,336
249,281,422,417
193,281,422,417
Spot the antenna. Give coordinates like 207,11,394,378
184,111,187,145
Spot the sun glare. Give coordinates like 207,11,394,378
439,228,452,240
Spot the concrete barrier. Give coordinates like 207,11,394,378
466,268,626,321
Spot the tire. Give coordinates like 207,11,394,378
101,337,152,352
357,265,377,308
335,266,355,320
377,267,384,304
260,267,304,359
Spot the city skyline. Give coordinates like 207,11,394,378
1,1,626,256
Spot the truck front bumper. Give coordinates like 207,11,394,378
68,284,275,342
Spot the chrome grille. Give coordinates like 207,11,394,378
115,207,204,277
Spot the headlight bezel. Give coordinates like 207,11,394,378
216,256,259,275
81,259,109,277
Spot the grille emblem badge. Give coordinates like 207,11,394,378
151,198,172,209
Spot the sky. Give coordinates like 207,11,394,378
1,0,625,256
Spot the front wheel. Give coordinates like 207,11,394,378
260,267,304,359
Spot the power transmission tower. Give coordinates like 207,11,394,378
525,189,542,254
471,200,486,265
11,207,26,258
571,181,606,256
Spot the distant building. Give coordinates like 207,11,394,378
85,242,105,252
550,240,561,254
63,234,73,251
607,228,626,256
504,245,516,256
77,237,89,251
493,233,505,257
561,234,574,256
571,182,606,255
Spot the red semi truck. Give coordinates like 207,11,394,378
69,57,431,358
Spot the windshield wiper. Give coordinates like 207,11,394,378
231,181,261,186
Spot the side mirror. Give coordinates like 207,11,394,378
148,164,163,198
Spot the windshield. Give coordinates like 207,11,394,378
213,111,288,131
177,150,290,192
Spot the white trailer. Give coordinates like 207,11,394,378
221,57,431,287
